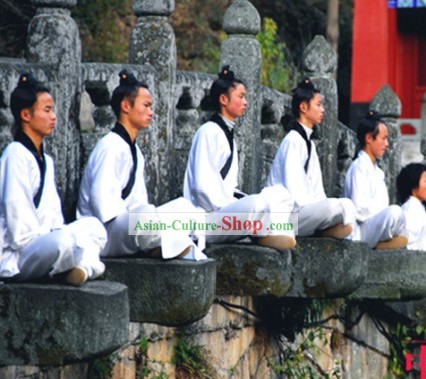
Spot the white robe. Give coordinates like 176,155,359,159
267,126,355,236
344,150,406,247
184,117,295,243
78,131,206,260
0,142,106,280
401,196,426,251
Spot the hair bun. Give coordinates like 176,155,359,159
298,77,315,91
218,65,235,82
118,69,139,86
18,72,41,90
365,109,382,121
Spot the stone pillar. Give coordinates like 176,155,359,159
302,35,338,197
26,0,82,221
129,0,176,204
220,0,262,194
370,84,402,204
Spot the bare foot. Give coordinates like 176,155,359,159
320,223,352,240
375,235,408,250
257,235,296,250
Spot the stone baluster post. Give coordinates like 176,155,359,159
370,84,402,204
129,0,176,204
302,35,338,196
220,0,262,194
26,0,82,221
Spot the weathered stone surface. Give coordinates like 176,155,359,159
370,84,402,118
260,86,291,186
103,258,216,326
370,85,402,204
173,70,215,196
286,238,370,298
0,281,129,365
302,36,339,197
336,122,357,197
132,0,175,16
353,249,426,300
27,3,81,221
302,35,337,74
221,33,262,194
341,304,390,379
207,242,292,297
31,0,76,7
129,13,176,204
223,0,261,35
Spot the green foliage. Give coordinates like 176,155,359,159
388,322,426,377
136,337,168,379
72,0,135,63
268,328,341,379
172,336,215,379
88,353,121,379
256,17,299,92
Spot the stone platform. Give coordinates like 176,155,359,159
103,258,216,326
0,281,129,365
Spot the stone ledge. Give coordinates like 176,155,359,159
353,249,426,300
206,242,292,297
103,258,216,326
286,238,370,298
0,281,129,366
208,238,369,299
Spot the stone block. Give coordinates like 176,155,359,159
103,258,216,326
354,249,426,300
286,238,370,298
0,281,129,365
207,242,292,297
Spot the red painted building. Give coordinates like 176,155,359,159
351,0,426,133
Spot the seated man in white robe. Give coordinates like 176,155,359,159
184,66,296,249
0,72,106,286
267,77,355,239
78,70,205,260
397,163,426,250
344,110,407,249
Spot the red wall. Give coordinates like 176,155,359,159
351,0,426,119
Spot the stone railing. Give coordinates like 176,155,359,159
0,0,419,378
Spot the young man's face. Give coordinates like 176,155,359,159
413,171,426,202
23,92,56,139
126,87,154,130
367,122,389,159
220,83,247,122
301,92,324,126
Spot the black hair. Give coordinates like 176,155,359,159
291,77,320,118
10,72,49,131
110,69,149,119
209,65,245,113
397,162,426,204
356,110,384,148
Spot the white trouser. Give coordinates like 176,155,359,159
351,205,406,248
297,198,356,237
15,217,106,281
206,184,295,244
102,199,206,261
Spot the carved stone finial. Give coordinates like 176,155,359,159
31,0,76,8
302,35,337,74
370,84,402,118
223,0,260,36
132,0,175,17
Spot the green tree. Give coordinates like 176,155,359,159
257,17,299,92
